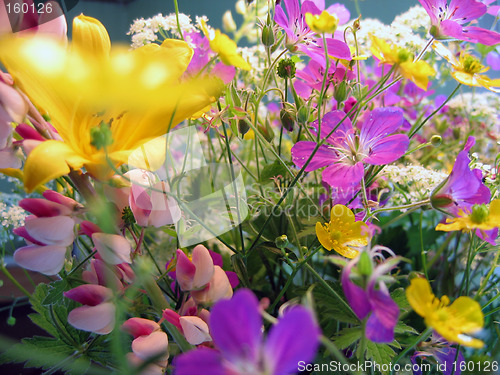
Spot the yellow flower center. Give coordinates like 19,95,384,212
397,48,412,63
461,54,483,74
470,204,489,224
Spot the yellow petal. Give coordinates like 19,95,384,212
447,297,484,333
24,140,88,192
305,11,338,34
316,222,333,251
72,14,111,58
406,277,436,318
210,30,251,71
333,243,360,259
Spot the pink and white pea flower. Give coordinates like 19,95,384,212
190,265,234,305
64,284,115,335
175,245,215,292
122,318,169,374
162,309,212,346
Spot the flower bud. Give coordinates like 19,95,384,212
357,251,373,276
222,10,237,33
334,80,349,104
279,108,295,132
430,135,442,147
275,234,289,249
72,14,111,57
261,24,275,47
238,119,250,136
277,58,296,79
297,106,310,125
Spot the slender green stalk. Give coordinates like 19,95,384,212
409,84,461,138
172,0,184,40
0,263,31,298
304,262,355,317
391,327,433,373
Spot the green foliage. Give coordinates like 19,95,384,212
365,342,397,375
0,283,113,373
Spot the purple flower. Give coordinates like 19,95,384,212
411,334,465,375
431,136,490,213
431,136,497,244
274,0,351,60
418,0,500,45
294,59,353,99
341,251,400,343
291,108,409,190
173,289,321,375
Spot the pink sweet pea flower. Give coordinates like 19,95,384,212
64,284,115,334
122,169,181,228
190,266,234,305
122,318,169,371
13,244,67,275
92,232,132,265
175,245,215,291
162,309,212,345
418,0,500,45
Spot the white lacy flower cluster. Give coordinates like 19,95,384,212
448,92,500,138
128,13,199,49
383,164,448,206
0,202,26,229
343,5,430,56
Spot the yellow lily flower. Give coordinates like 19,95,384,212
0,15,221,192
436,199,500,232
433,41,500,93
406,278,484,348
370,35,435,90
200,19,251,71
305,11,339,34
315,204,369,258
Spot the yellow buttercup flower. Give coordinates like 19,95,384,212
436,199,500,233
315,204,369,258
200,19,251,71
305,11,339,34
406,278,484,348
433,41,500,93
0,15,221,192
370,35,435,90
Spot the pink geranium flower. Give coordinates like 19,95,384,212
291,108,409,190
419,0,500,45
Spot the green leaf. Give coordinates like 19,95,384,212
391,288,412,314
333,327,362,349
394,321,418,335
365,341,397,375
312,280,359,325
259,160,290,183
42,280,69,306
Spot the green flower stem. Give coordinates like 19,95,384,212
391,327,433,373
303,262,355,317
370,199,430,216
172,0,184,40
142,274,193,352
409,83,461,138
316,32,331,143
0,262,31,298
218,100,246,256
476,249,500,299
247,66,398,253
358,319,367,360
320,336,358,375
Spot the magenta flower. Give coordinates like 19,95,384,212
274,0,351,60
431,136,490,213
173,289,320,375
411,334,465,375
418,0,500,45
291,108,409,190
341,251,400,343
